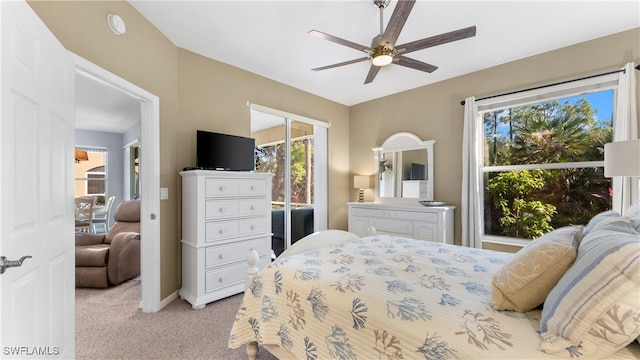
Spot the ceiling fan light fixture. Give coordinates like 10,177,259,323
372,50,393,67
309,0,476,83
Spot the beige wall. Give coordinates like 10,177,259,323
350,28,640,251
28,0,350,300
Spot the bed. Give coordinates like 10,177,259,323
229,209,640,359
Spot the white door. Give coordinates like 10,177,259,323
1,1,76,358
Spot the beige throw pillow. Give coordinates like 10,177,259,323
491,226,582,312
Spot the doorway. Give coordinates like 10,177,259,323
74,54,161,313
124,140,141,201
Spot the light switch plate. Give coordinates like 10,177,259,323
160,187,168,200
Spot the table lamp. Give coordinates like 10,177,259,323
354,175,370,202
604,139,640,212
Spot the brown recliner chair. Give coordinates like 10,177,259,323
75,199,141,288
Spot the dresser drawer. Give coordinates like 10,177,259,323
205,217,266,242
205,238,267,268
205,199,239,219
239,179,266,196
205,262,247,293
350,207,389,217
238,198,266,216
389,210,437,222
369,218,413,235
205,220,240,242
239,217,267,235
205,178,239,197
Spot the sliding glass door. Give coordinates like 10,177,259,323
251,106,328,257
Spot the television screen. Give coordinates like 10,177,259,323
196,130,255,171
410,163,425,180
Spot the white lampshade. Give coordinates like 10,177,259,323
604,140,640,177
354,175,370,189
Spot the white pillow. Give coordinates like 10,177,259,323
539,217,640,358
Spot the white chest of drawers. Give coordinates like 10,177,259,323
347,202,455,245
180,170,273,309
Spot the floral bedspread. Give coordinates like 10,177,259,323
228,235,640,359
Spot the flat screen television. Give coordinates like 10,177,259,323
410,163,425,180
196,130,255,171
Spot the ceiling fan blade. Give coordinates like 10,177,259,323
311,57,370,71
364,65,382,84
379,0,416,46
308,30,371,53
394,55,438,73
397,26,477,54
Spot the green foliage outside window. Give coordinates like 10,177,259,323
487,170,556,238
483,95,613,239
256,138,314,208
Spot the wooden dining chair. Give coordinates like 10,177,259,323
75,196,96,233
91,195,115,234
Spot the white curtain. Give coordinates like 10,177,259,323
313,125,328,231
461,97,483,248
611,62,638,213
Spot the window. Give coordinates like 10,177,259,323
468,72,626,247
86,167,106,195
75,148,107,201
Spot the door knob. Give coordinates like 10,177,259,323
0,255,32,274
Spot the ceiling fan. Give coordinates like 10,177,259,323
309,0,476,84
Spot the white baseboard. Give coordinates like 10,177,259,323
159,290,180,310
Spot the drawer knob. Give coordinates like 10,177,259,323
250,205,255,211
219,185,225,191
250,185,255,191
218,276,226,283
219,207,226,213
250,225,255,230
218,253,225,260
218,228,226,234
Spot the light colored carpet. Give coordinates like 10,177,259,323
76,278,277,360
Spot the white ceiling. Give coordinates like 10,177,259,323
75,73,140,133
76,1,640,133
128,0,640,107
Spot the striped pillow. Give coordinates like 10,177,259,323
623,199,640,232
582,210,619,238
539,217,640,358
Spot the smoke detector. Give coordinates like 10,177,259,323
107,14,126,35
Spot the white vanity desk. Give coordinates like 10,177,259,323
350,132,454,244
347,201,455,245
